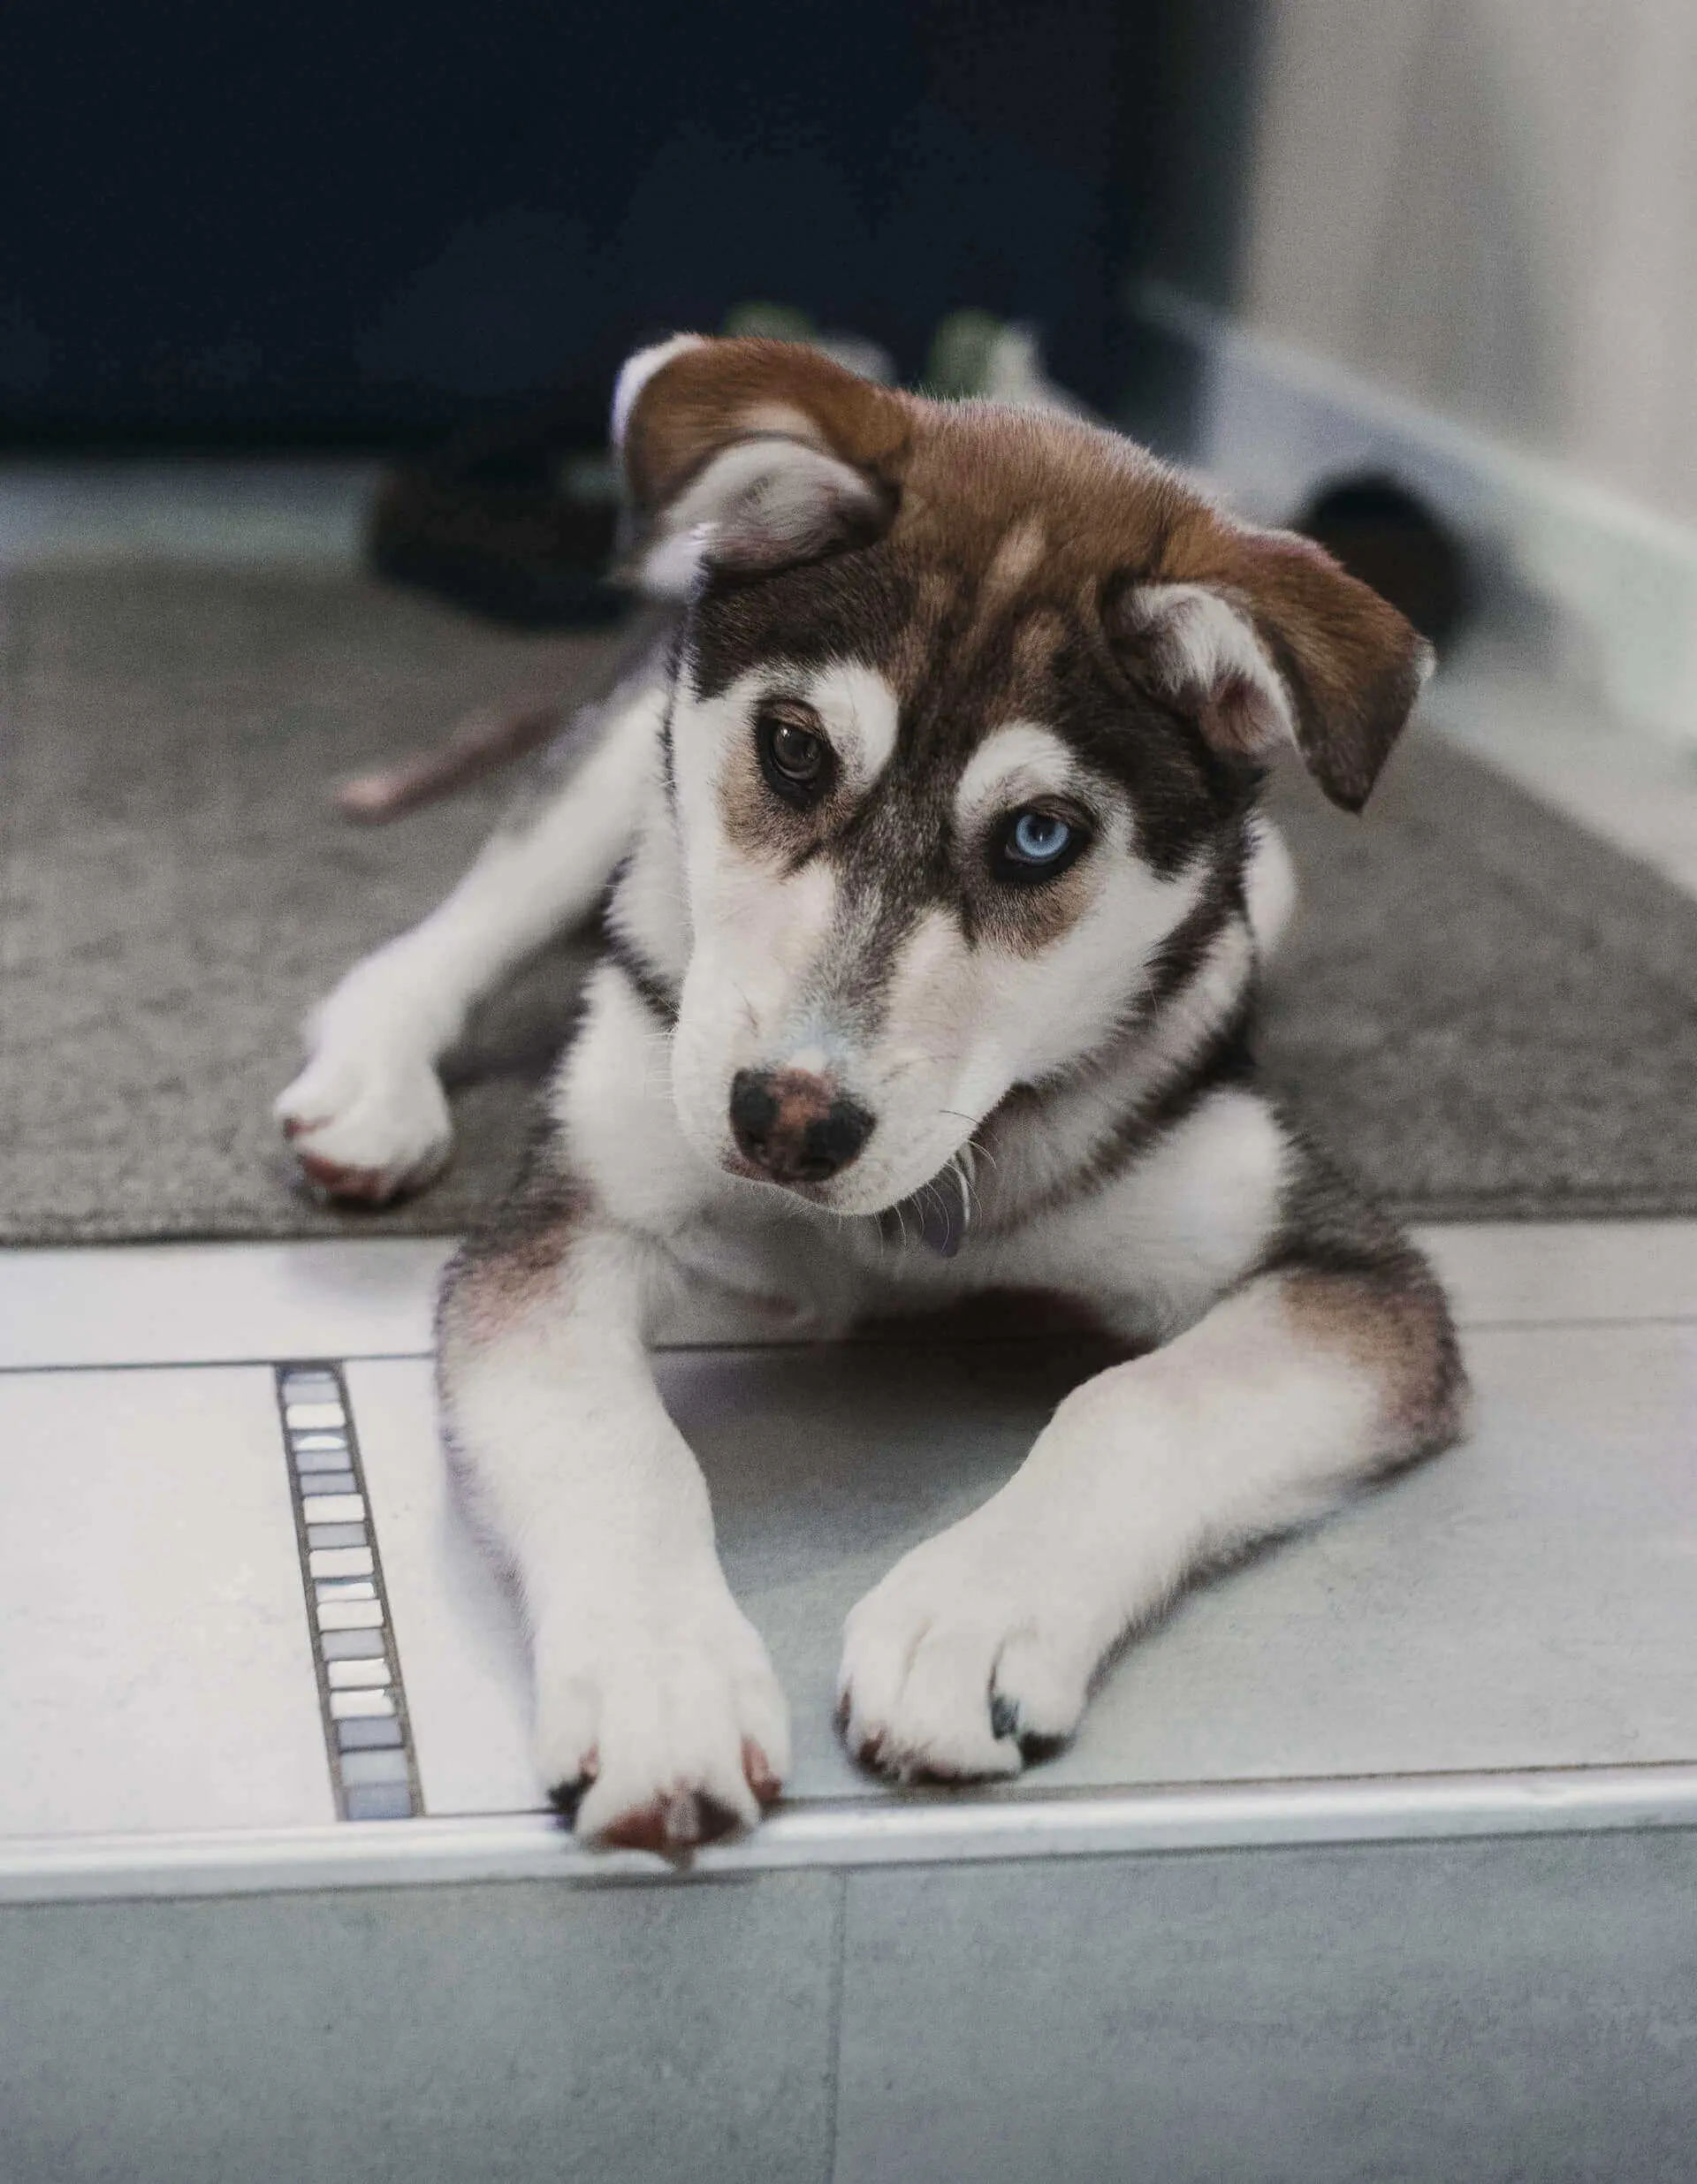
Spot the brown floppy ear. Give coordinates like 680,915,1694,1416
1110,523,1433,812
609,334,910,597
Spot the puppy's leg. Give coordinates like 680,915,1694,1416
278,690,657,1201
438,1160,788,1848
839,1191,1463,1781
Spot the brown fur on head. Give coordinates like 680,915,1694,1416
616,333,1430,814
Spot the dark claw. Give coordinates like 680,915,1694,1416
548,1777,589,1827
547,1745,599,1828
992,1692,1068,1766
686,1792,745,1845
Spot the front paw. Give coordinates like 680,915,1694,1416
535,1586,790,1853
838,1518,1098,1784
275,1044,452,1204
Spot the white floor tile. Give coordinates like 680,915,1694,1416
0,1239,452,1372
0,1367,333,1838
1050,1316,1697,1788
1416,1220,1697,1326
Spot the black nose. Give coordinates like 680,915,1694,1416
729,1068,875,1184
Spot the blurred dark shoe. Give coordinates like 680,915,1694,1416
368,404,625,629
1290,475,1472,658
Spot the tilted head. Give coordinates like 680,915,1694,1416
614,335,1429,1221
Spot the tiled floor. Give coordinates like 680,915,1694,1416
6,1218,1697,1846
4,1221,1697,2181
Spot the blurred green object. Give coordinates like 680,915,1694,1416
924,308,1007,399
722,301,820,345
723,300,1085,409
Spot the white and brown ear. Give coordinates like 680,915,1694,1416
1111,528,1434,812
610,335,909,598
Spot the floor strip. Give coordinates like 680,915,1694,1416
272,1362,423,1821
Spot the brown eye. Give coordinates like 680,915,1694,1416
772,721,822,780
757,702,833,806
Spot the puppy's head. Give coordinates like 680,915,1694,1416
616,335,1429,1218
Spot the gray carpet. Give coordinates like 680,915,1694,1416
4,564,1695,1243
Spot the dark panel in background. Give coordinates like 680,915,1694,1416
0,0,1261,450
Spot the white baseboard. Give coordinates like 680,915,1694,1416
1137,284,1697,751
0,458,375,570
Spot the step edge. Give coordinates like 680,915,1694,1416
7,1762,1697,1904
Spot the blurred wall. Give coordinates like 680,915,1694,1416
1239,0,1697,524
0,0,1149,446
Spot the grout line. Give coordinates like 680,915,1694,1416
0,1350,437,1378
822,1871,849,2184
1457,1314,1697,1335
8,1310,1697,1380
270,1361,424,1823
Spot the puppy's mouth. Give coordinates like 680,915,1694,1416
719,1148,858,1204
719,1147,828,1192
724,1147,973,1257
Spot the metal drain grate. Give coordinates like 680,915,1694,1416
272,1363,422,1821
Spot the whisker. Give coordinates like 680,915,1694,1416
948,1151,977,1225
938,1108,1001,1176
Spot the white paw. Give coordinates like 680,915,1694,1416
534,1584,790,1853
838,1517,1099,1782
276,1043,453,1204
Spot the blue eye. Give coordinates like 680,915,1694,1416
1009,810,1071,864
993,806,1086,887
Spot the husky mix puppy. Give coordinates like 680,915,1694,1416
279,336,1465,1851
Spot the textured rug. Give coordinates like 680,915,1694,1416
4,564,1696,1243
